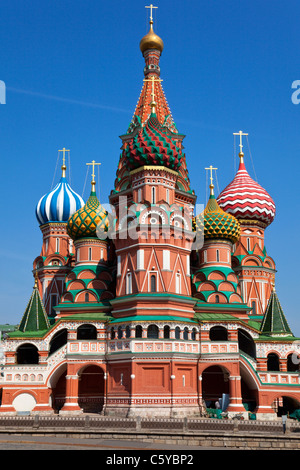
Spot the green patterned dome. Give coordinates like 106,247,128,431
194,187,240,244
124,111,182,171
67,189,110,240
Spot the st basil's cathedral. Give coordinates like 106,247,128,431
0,7,299,420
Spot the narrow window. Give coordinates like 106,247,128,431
166,188,169,204
252,301,256,315
100,248,104,259
138,188,142,203
51,294,58,316
85,292,89,302
186,255,190,275
88,247,92,261
117,255,121,276
150,274,156,292
163,250,170,270
247,237,251,251
182,375,185,387
126,272,132,294
203,250,207,263
215,294,220,303
175,272,181,294
137,249,144,270
151,186,156,204
135,325,142,338
164,325,170,339
216,249,220,262
56,238,60,253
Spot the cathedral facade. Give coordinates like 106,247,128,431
1,12,299,420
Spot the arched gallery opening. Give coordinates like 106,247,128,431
51,366,67,412
272,396,300,417
202,365,229,409
78,365,105,413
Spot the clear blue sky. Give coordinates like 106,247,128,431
0,0,299,334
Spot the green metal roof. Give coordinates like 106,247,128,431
260,288,294,337
17,283,50,333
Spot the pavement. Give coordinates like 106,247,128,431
0,433,222,451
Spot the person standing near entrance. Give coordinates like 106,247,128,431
282,413,288,434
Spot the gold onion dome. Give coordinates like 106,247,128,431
67,181,110,241
140,20,164,54
194,185,241,244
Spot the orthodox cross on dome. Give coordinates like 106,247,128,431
86,160,101,190
205,165,218,196
145,4,158,22
58,147,70,177
233,130,248,160
143,76,163,112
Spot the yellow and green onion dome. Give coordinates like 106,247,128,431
123,111,183,171
194,185,241,244
67,184,110,241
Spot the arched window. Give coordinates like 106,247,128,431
16,344,39,364
147,324,159,339
238,328,256,360
49,329,68,356
215,294,220,303
216,249,220,262
251,301,256,315
267,353,280,371
88,247,92,261
247,237,251,251
85,292,89,303
150,274,156,292
77,324,97,340
210,326,228,341
164,325,170,339
175,326,181,339
287,353,300,372
118,326,123,339
111,327,115,340
191,328,196,340
125,325,131,339
183,327,189,340
135,325,143,338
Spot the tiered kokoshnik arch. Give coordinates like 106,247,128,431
0,6,299,420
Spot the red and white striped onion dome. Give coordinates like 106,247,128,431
217,153,276,228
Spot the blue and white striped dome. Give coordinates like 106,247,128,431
36,176,85,226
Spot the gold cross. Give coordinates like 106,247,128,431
205,165,218,187
145,4,158,21
58,147,69,166
86,160,101,184
59,148,69,177
144,76,163,111
233,130,248,154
